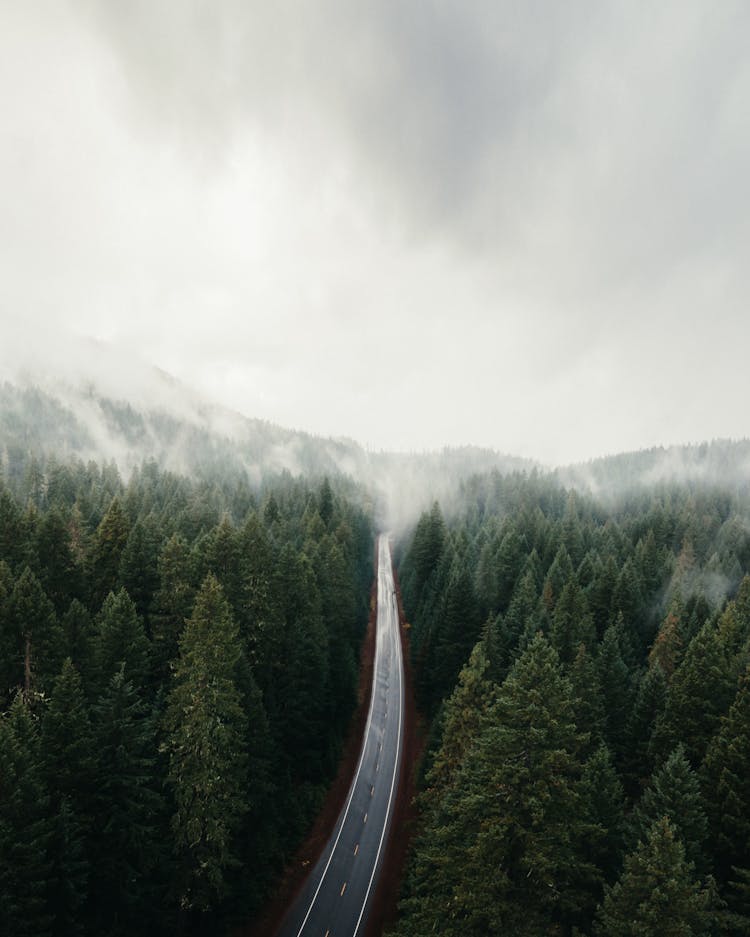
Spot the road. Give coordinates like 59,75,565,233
277,534,404,937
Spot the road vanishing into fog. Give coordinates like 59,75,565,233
277,535,404,937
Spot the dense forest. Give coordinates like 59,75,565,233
0,447,373,935
394,470,750,936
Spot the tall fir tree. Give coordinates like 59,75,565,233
90,668,166,936
91,588,150,698
0,694,53,937
629,744,709,873
701,665,750,885
594,818,720,937
163,574,248,915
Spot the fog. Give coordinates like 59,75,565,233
1,2,749,464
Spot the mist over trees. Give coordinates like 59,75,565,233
394,469,750,936
0,422,373,935
3,379,750,935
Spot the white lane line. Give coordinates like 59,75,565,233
353,540,404,937
293,538,387,937
340,882,347,897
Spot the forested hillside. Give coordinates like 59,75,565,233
0,444,373,935
395,471,750,936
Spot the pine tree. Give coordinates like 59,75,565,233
35,507,82,615
92,588,150,697
570,643,606,750
318,476,334,528
651,620,738,767
597,623,634,764
421,641,493,808
47,796,89,937
484,568,539,684
701,666,750,884
42,659,95,804
648,597,684,681
89,497,129,608
629,745,708,872
8,566,64,695
550,578,596,664
163,573,248,914
0,694,53,937
594,818,720,937
398,634,597,936
89,668,166,935
149,533,195,685
118,517,160,625
42,658,95,929
580,744,627,891
622,662,668,796
60,599,96,678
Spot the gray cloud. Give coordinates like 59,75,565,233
1,1,748,464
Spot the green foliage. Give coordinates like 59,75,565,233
164,574,248,913
0,433,374,934
92,588,150,697
397,469,750,934
397,635,598,936
629,745,708,873
0,695,53,937
701,666,750,884
90,669,166,935
594,818,720,937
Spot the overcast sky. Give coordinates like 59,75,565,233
1,1,748,465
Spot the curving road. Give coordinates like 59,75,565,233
277,535,404,937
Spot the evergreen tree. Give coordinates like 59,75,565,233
90,668,166,936
91,588,150,698
89,497,130,608
118,517,160,626
163,574,248,914
60,600,95,677
594,818,720,937
580,744,627,889
398,635,597,936
622,662,668,796
8,566,64,695
651,620,738,767
648,597,685,681
484,568,539,684
629,745,708,873
570,643,606,750
47,796,89,937
35,507,82,615
149,533,195,685
550,578,596,664
701,665,750,883
0,694,53,937
42,661,93,937
421,641,493,808
597,623,634,764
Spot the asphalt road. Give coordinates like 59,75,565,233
276,534,404,937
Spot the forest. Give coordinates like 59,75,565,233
0,446,373,935
4,377,750,937
394,469,750,936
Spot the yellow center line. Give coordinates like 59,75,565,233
354,843,359,855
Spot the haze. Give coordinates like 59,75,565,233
2,1,748,466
